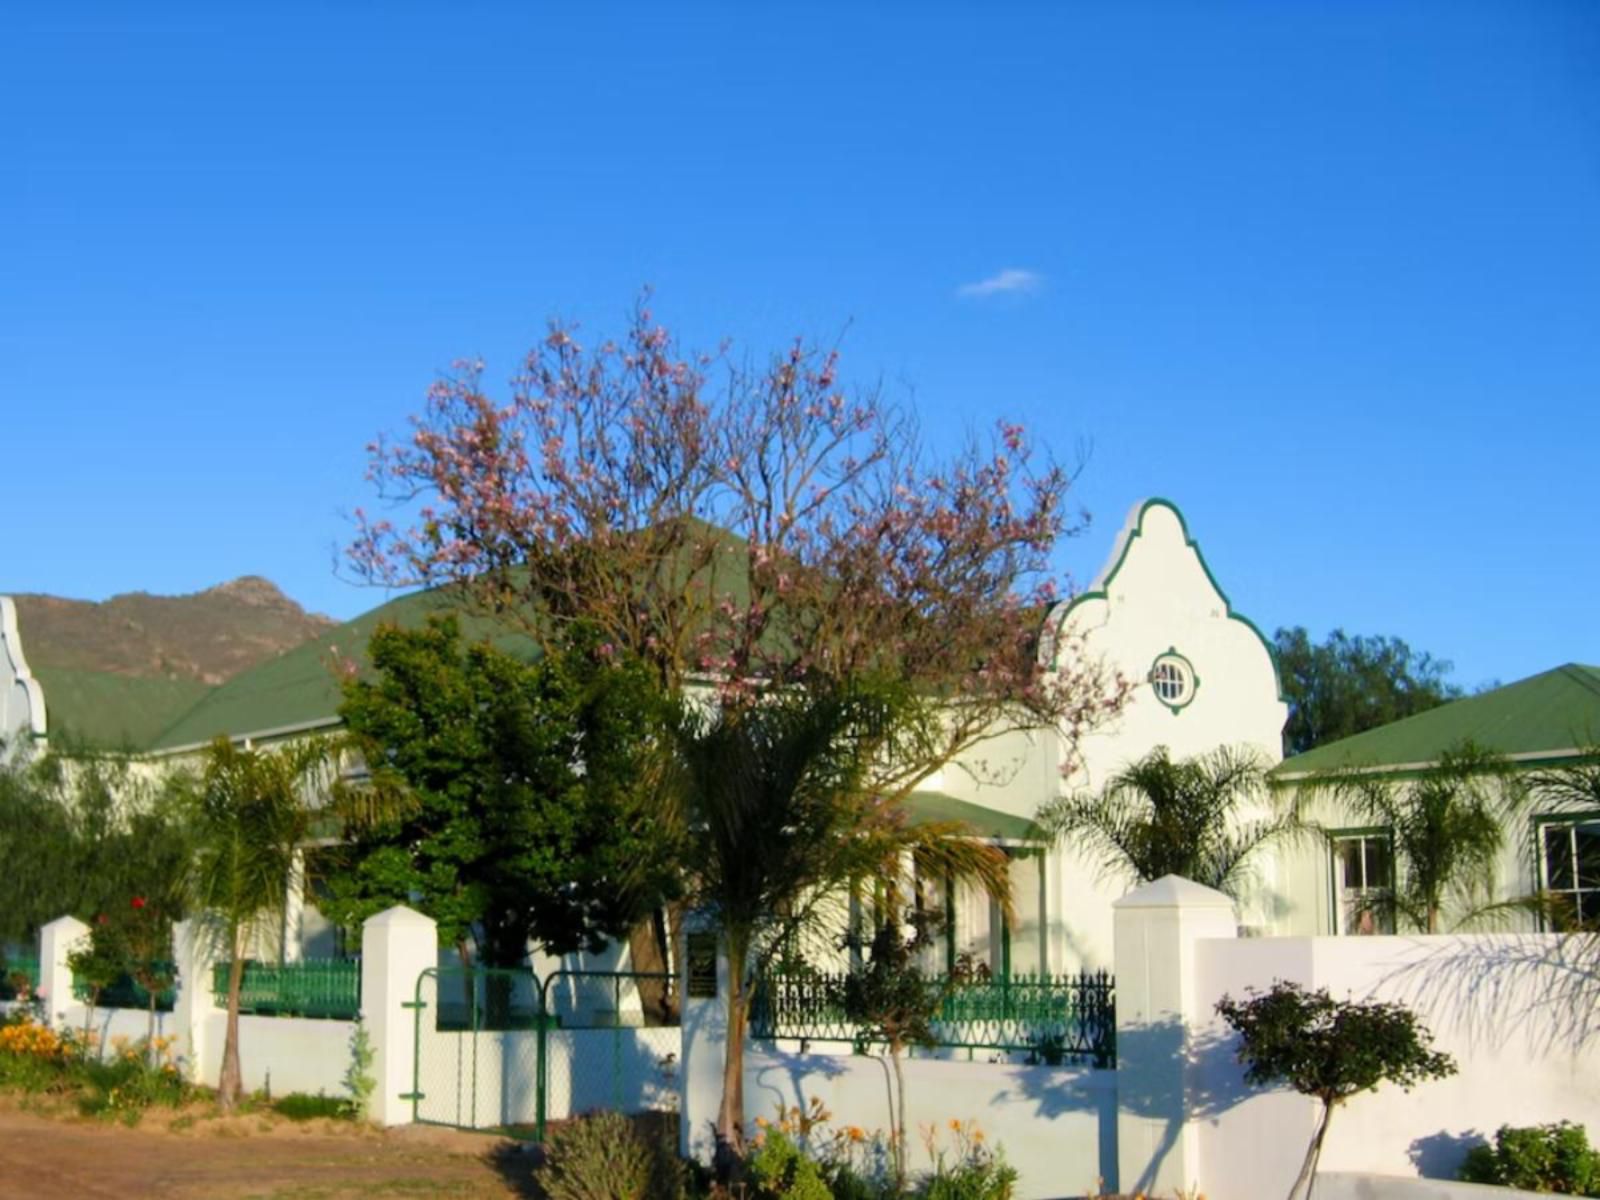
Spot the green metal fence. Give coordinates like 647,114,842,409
749,968,1116,1067
0,951,39,1001
408,966,681,1142
73,962,178,1012
212,958,360,1020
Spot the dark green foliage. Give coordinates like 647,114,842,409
1037,744,1297,897
326,617,681,965
271,1092,356,1122
1275,627,1462,757
538,1109,686,1200
0,746,193,946
1218,982,1457,1200
1217,981,1456,1103
1460,1123,1600,1195
1325,741,1517,932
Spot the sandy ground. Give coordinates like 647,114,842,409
0,1096,542,1199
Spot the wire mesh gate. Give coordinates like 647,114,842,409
408,965,680,1140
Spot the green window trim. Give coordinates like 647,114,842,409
1148,646,1200,715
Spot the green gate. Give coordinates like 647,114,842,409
408,965,681,1141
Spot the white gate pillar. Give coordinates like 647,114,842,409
1113,875,1237,1198
677,911,729,1163
361,905,437,1126
38,915,89,1030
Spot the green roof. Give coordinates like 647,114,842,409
904,790,1043,842
1272,664,1600,778
33,667,213,751
148,587,539,751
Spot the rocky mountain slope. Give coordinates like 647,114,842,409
12,576,336,686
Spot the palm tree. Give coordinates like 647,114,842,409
1325,741,1519,933
1524,749,1600,931
671,679,1012,1158
189,736,327,1110
1037,744,1297,896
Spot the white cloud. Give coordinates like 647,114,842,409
957,268,1043,299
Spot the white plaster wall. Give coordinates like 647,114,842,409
1192,934,1600,1200
745,1049,1116,1200
190,1013,356,1097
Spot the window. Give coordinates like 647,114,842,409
1148,648,1198,713
1331,830,1393,935
1539,815,1600,929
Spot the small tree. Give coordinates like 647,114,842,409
189,736,326,1110
839,898,948,1187
66,915,125,1043
1216,982,1456,1200
1038,744,1300,897
122,895,177,1061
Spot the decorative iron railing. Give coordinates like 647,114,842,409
749,968,1115,1067
212,958,360,1020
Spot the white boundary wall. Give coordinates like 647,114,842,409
1192,933,1600,1200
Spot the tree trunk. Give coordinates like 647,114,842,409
1287,1101,1336,1200
146,992,157,1067
891,1044,909,1188
218,932,246,1111
715,937,749,1163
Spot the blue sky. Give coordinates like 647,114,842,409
3,2,1596,690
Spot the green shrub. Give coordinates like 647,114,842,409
747,1126,834,1200
272,1092,355,1122
77,1051,188,1124
1460,1123,1600,1195
540,1109,685,1200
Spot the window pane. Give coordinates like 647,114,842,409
1545,827,1575,890
1339,839,1364,888
1575,825,1600,890
1364,837,1392,888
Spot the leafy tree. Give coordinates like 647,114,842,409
1217,982,1457,1200
1037,744,1300,897
1275,627,1461,757
350,301,1127,1149
1322,741,1518,933
839,899,946,1186
189,736,327,1110
673,680,1011,1155
0,746,192,949
327,617,681,980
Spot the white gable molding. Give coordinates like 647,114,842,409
0,596,46,748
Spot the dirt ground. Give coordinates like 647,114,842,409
0,1096,543,1199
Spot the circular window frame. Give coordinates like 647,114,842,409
1148,647,1199,714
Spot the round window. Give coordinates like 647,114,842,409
1149,649,1198,713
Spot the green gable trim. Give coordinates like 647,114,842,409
1272,664,1600,780
1050,497,1286,703
903,790,1044,843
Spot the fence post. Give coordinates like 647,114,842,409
1112,875,1237,1199
38,914,88,1030
361,905,437,1127
172,918,221,1086
677,910,728,1164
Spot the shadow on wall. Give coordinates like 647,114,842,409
1409,1130,1490,1181
1000,1017,1257,1197
1377,935,1600,1057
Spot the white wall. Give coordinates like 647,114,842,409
746,1048,1117,1200
204,1013,355,1097
1192,934,1600,1200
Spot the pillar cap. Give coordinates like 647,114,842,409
1113,875,1235,911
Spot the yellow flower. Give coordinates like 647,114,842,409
949,1119,962,1132
847,1126,865,1142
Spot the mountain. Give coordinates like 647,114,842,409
11,577,337,687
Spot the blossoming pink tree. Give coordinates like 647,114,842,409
351,300,1128,1149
